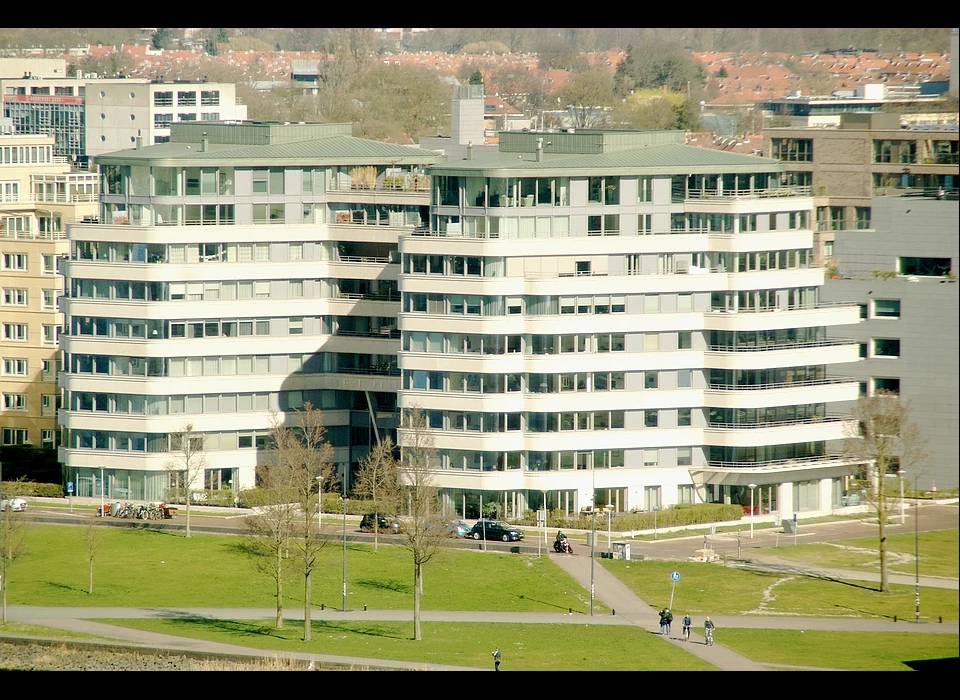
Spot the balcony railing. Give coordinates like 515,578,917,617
707,338,856,352
706,454,849,469
0,229,66,240
3,193,99,204
706,302,856,314
706,415,846,430
686,185,811,200
707,377,855,391
334,328,400,339
336,292,401,302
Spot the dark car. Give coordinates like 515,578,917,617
360,513,399,534
469,520,524,542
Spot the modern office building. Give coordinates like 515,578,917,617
1,76,247,164
764,112,958,262
58,120,438,500
820,193,959,490
1,132,98,476
396,129,863,521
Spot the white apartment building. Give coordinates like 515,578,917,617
397,129,863,521
59,121,437,501
1,75,246,163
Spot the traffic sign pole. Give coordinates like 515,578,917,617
669,571,680,610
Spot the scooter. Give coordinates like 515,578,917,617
553,536,573,554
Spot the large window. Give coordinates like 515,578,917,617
873,140,916,164
872,339,900,358
873,299,900,318
899,257,951,277
772,139,813,162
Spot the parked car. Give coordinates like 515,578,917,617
446,519,471,538
360,512,400,534
469,519,524,542
1,497,27,512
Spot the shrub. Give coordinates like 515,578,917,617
1,481,63,498
513,503,742,530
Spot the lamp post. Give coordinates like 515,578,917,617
590,469,596,617
341,469,347,612
99,465,105,517
913,474,919,623
899,469,905,525
748,483,757,539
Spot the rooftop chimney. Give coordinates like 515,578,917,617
201,132,209,152
536,137,544,162
466,140,473,160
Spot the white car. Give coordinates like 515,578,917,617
1,497,27,512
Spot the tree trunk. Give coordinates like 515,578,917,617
2,578,6,625
88,558,94,595
303,568,311,641
276,546,284,629
413,561,422,641
185,488,192,538
878,511,888,592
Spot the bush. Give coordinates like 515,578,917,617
164,489,235,507
513,503,743,530
1,481,63,498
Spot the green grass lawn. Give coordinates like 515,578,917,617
98,618,715,670
751,529,959,578
600,559,959,621
719,629,959,671
8,524,602,613
0,621,102,640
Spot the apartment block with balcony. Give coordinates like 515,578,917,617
764,112,958,263
820,193,959,490
59,120,438,501
1,76,247,164
1,132,98,479
397,129,863,521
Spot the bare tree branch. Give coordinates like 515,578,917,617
163,423,207,538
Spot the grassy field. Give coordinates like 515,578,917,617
99,618,715,670
600,558,959,621
718,629,959,671
7,524,603,613
0,621,101,639
750,529,959,578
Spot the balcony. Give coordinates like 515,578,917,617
685,185,811,200
707,376,855,391
707,338,856,353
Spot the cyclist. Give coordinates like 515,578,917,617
682,614,692,642
704,617,715,645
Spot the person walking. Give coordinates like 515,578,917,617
492,646,501,671
665,609,673,636
658,609,668,635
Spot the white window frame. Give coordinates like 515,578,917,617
3,253,28,270
2,287,28,306
2,357,28,375
3,323,27,341
3,393,27,410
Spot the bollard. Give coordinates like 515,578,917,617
569,607,573,614
939,616,942,624
894,615,897,622
612,609,615,616
363,604,367,612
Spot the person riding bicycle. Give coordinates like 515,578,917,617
682,614,692,641
704,617,715,644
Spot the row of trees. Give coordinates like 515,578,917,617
161,403,445,641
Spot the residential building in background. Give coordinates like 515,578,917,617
820,193,959,490
398,128,862,521
1,76,247,164
58,120,437,500
764,112,958,262
1,131,98,478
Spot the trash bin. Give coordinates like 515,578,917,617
783,518,797,535
612,542,631,561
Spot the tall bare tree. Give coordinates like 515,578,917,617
555,71,616,129
844,391,927,592
164,423,207,538
397,405,447,641
82,520,102,595
244,404,333,636
0,478,28,624
353,437,400,553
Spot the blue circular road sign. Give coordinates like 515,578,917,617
670,571,681,582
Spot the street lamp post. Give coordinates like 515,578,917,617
899,470,905,525
341,469,347,612
748,483,757,539
315,475,323,531
99,465,105,517
590,468,596,617
914,477,919,623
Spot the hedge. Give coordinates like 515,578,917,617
514,503,744,530
0,481,64,498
